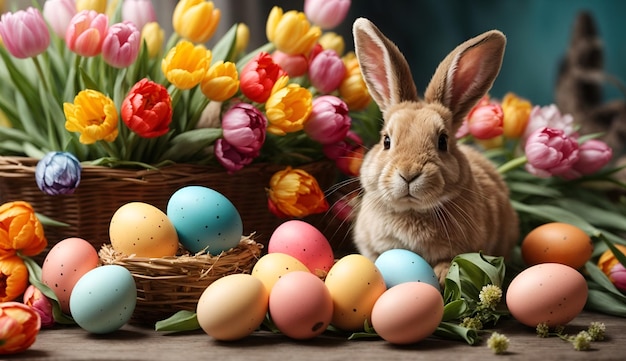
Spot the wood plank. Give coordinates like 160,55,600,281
16,311,625,360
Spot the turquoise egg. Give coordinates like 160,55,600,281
374,249,440,291
167,186,243,254
69,265,137,334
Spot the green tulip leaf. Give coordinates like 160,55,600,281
155,310,200,332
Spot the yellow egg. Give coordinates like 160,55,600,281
324,254,387,331
251,252,311,294
196,274,269,341
109,202,179,258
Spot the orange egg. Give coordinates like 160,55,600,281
521,222,593,269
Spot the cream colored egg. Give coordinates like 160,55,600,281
324,254,387,331
251,252,311,294
196,274,269,341
109,202,179,258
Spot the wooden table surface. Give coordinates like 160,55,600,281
10,311,625,361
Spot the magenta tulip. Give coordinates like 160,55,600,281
563,139,613,179
214,138,256,173
308,49,346,94
102,21,141,68
304,95,351,144
221,103,267,155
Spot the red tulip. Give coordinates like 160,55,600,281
240,52,285,103
121,78,172,138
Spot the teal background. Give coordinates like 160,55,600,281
342,0,626,105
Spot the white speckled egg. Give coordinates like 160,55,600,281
167,186,243,254
506,263,588,327
41,237,99,315
69,265,137,334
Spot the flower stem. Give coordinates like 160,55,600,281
497,155,527,174
31,56,50,94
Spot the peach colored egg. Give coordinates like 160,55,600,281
268,220,335,276
109,202,179,258
269,271,333,340
196,274,268,341
521,222,593,269
371,282,444,344
41,237,99,315
324,254,387,331
251,252,310,294
506,263,588,327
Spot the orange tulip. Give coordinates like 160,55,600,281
267,167,329,218
0,302,41,354
0,201,46,258
0,256,28,302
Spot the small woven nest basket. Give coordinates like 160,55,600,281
0,156,340,260
99,235,263,325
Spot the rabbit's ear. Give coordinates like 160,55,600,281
353,18,419,113
424,30,506,125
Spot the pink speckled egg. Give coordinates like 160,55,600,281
506,263,588,327
41,237,100,314
268,220,334,276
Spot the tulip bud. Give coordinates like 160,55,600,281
65,10,109,57
221,103,267,155
76,0,107,13
266,6,320,55
201,61,240,101
140,22,165,58
271,51,308,78
173,0,221,44
214,138,256,173
23,285,54,328
466,102,504,140
43,0,76,39
609,263,626,292
0,7,50,59
35,151,82,195
501,92,531,139
304,0,351,30
304,95,351,144
308,49,346,94
102,21,141,68
122,0,157,31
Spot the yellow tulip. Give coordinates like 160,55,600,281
338,52,371,111
318,32,345,55
64,89,119,144
141,22,165,59
161,40,212,90
0,109,10,127
200,61,239,102
234,23,250,57
501,92,532,139
265,76,312,135
266,6,321,55
267,167,329,218
173,0,221,44
76,0,107,13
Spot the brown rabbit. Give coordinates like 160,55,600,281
351,18,519,283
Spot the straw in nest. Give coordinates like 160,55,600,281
99,235,263,325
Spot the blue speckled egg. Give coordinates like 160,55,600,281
166,186,243,254
374,249,440,291
69,265,137,334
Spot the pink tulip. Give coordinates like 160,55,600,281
466,102,504,140
0,302,40,354
221,103,268,155
102,21,141,68
43,0,77,39
308,49,346,94
121,0,156,31
65,10,109,57
562,139,613,179
609,263,626,292
22,285,54,328
524,127,579,178
304,0,351,29
304,95,351,144
0,7,50,59
523,104,575,144
214,139,256,173
271,51,308,78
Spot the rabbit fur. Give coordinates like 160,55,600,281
351,18,520,283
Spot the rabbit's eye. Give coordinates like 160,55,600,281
383,135,391,150
438,134,448,151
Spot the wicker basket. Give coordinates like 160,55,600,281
99,235,263,324
0,156,349,260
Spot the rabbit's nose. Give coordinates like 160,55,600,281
400,172,421,184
